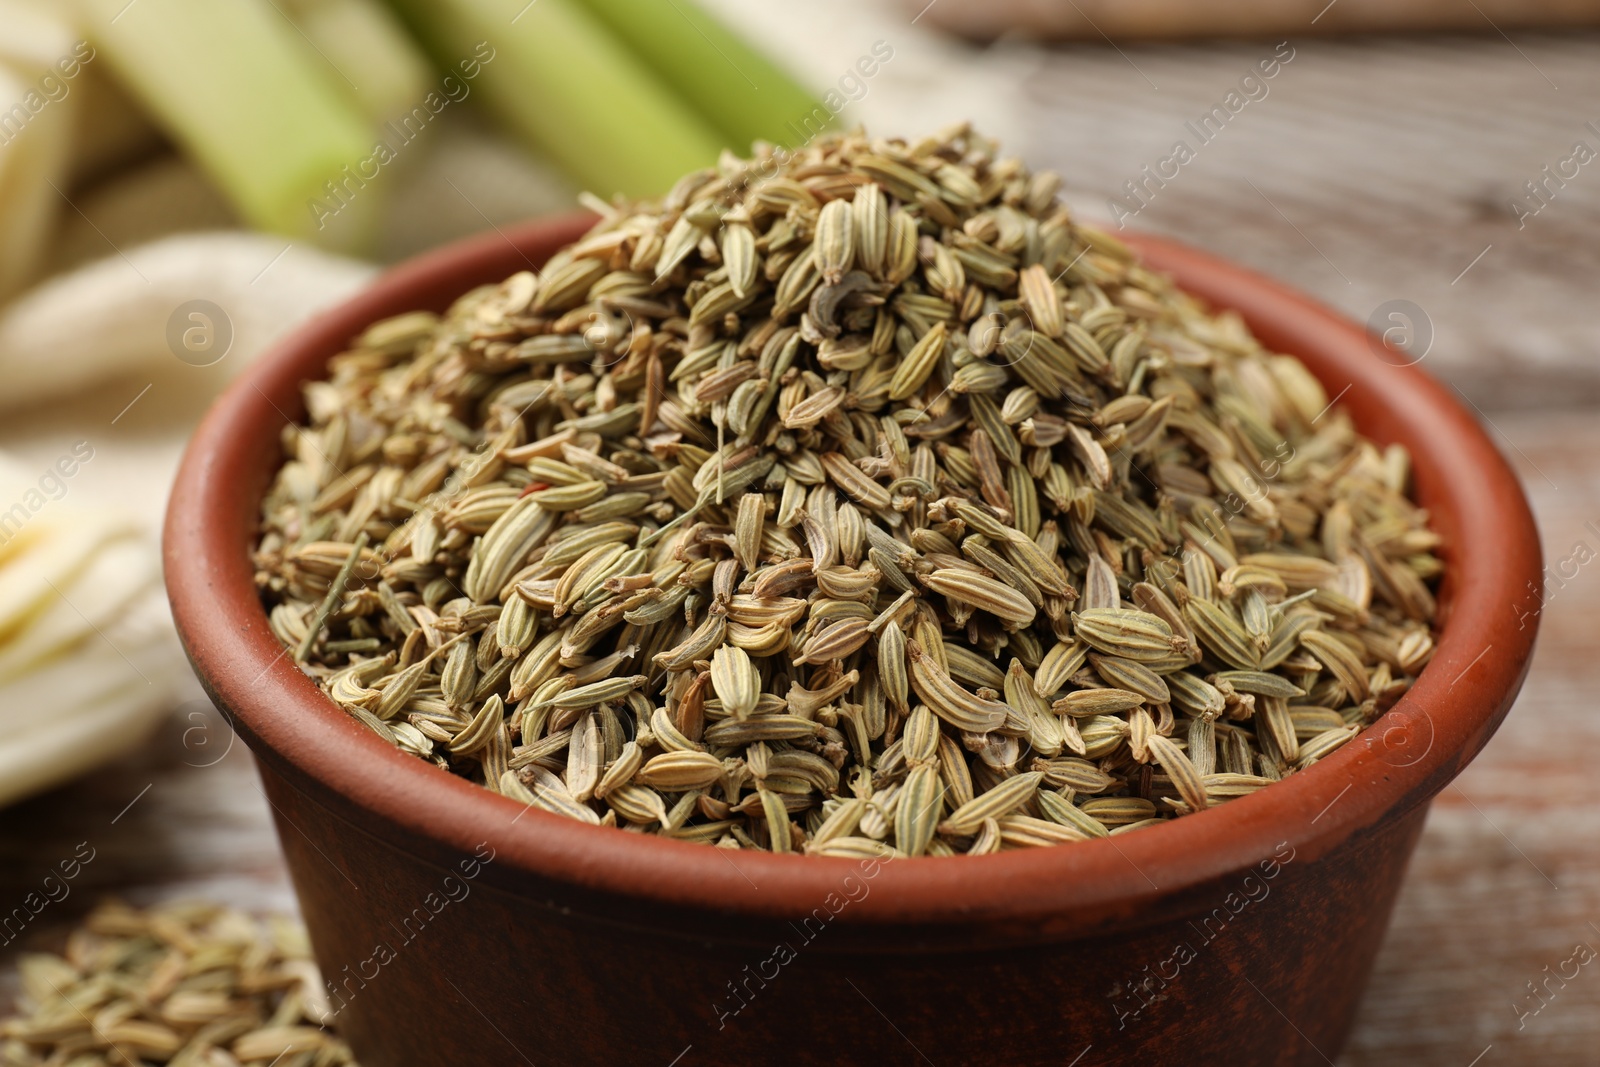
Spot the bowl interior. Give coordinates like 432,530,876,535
164,215,1542,930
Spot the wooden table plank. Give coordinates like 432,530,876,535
895,0,1600,42
1014,34,1600,412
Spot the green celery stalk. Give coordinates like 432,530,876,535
280,0,434,129
0,3,80,300
82,0,380,249
0,60,75,301
570,0,824,151
385,0,725,198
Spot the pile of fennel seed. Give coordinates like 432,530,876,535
252,123,1441,857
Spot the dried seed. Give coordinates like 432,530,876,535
1018,263,1064,338
1296,725,1358,767
1055,688,1145,717
924,568,1037,627
637,750,726,790
814,198,856,283
1146,733,1208,814
797,617,872,664
907,639,1008,733
854,182,888,276
1037,789,1109,838
896,764,943,856
1185,598,1263,671
735,492,765,570
1081,796,1157,827
940,771,1044,835
888,321,949,400
1300,630,1371,703
1089,654,1170,704
821,452,892,511
1073,608,1180,662
759,788,794,852
532,674,647,710
710,645,760,719
723,222,758,298
595,740,643,799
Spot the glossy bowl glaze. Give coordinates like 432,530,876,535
165,215,1541,1067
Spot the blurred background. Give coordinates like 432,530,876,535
1,1,1598,1064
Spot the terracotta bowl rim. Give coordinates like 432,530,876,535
164,213,1541,928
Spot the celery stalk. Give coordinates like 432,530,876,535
571,0,824,150
0,3,80,300
0,59,75,301
81,0,379,249
280,0,434,129
385,0,726,198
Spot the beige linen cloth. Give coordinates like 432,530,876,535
0,233,377,806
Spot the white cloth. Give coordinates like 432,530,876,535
0,232,375,806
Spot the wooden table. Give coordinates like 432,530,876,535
5,16,1600,1066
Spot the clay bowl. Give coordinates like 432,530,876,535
165,215,1541,1067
